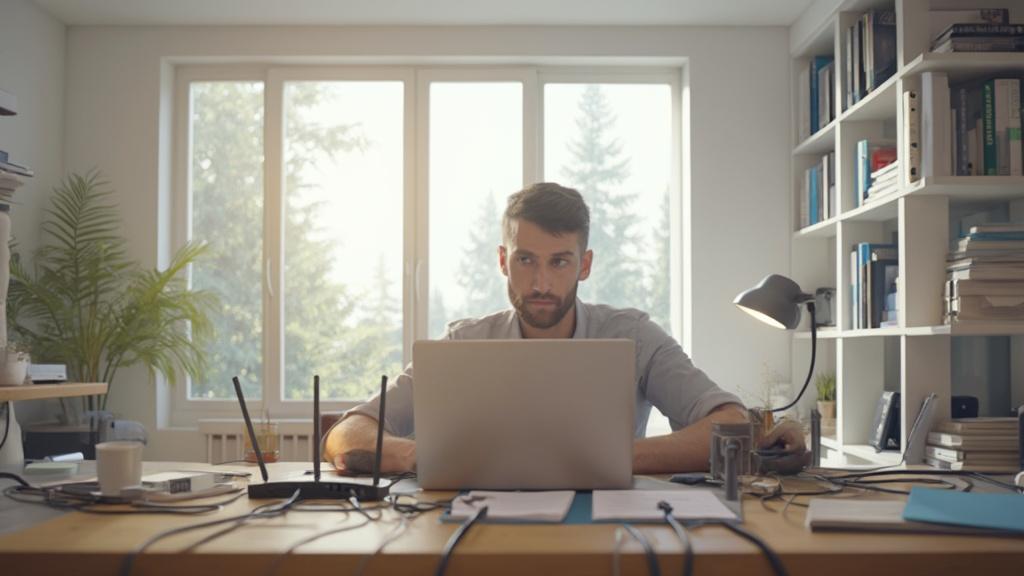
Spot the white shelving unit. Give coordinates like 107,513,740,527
789,0,1024,465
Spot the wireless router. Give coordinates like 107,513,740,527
232,374,391,501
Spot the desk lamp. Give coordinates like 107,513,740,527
732,274,819,469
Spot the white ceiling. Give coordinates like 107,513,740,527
31,0,816,27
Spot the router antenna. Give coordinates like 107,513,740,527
372,375,388,487
233,376,269,483
313,374,321,483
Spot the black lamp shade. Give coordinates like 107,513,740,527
733,274,808,330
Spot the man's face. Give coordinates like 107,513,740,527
499,219,592,330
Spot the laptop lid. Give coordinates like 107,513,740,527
413,339,635,490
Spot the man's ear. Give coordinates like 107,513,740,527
498,245,509,277
578,249,593,281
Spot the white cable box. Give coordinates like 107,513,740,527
28,364,68,383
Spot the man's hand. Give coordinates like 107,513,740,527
324,414,417,475
757,419,811,474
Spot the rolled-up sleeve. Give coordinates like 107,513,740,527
340,362,417,438
638,321,744,431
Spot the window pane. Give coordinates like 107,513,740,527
189,81,264,400
428,82,523,338
544,84,673,335
283,81,404,401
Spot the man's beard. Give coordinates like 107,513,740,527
508,282,578,330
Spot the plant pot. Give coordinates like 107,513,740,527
0,349,29,386
816,400,836,421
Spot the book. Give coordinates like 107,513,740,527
924,445,1019,464
867,9,897,91
934,417,1019,434
921,72,951,178
933,36,1024,53
984,79,997,174
929,9,1009,42
925,457,1021,473
927,432,1019,450
933,24,1024,46
870,391,900,451
809,55,833,134
903,487,1024,533
807,498,1003,535
970,223,1024,234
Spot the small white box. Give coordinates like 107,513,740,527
28,364,67,383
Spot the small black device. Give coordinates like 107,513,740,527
232,374,390,501
951,396,979,419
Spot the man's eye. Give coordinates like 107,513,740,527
552,259,569,268
517,255,533,264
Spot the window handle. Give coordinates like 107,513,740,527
265,258,274,298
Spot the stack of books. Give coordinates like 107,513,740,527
855,139,896,207
949,77,1022,177
845,8,897,108
945,224,1024,325
932,22,1024,53
864,159,899,202
926,417,1021,472
798,55,834,142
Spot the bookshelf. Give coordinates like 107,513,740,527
790,0,1024,465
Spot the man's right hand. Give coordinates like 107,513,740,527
325,413,417,474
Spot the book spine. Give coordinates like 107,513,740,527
857,139,869,205
845,25,854,109
984,80,997,175
921,72,951,178
872,10,897,88
955,86,970,175
821,154,830,220
809,166,819,225
799,67,811,142
809,58,819,135
996,79,1013,175
1009,79,1022,176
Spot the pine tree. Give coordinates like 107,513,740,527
646,188,671,332
560,85,643,308
455,192,508,320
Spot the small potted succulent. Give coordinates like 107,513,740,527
815,372,836,421
0,339,31,386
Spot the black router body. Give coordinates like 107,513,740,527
232,374,391,501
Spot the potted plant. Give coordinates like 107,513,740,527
7,172,216,452
815,371,836,421
0,339,30,386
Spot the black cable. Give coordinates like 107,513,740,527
772,303,815,413
434,504,488,576
0,471,30,487
716,522,788,576
657,501,693,576
0,402,10,452
119,488,302,576
621,524,661,576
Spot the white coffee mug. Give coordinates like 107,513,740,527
96,440,143,496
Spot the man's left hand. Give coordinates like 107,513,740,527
756,419,811,474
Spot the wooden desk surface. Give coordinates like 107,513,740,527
0,462,1021,575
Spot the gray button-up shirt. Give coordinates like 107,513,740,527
341,300,742,439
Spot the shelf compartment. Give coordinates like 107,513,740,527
838,71,899,123
793,120,836,156
842,443,902,466
794,217,838,239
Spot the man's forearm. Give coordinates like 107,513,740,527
633,403,748,474
323,414,416,474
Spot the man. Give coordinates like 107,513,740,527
324,183,803,475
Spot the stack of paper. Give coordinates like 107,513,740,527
591,489,736,522
449,490,575,522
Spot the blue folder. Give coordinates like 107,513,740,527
902,487,1024,534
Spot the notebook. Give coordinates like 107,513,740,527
902,487,1024,534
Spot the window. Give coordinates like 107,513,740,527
176,66,680,426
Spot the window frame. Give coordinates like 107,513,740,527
171,64,683,425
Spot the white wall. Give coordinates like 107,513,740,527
61,25,792,461
0,0,65,425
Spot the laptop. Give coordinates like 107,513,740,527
413,339,636,490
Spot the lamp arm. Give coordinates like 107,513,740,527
771,301,816,414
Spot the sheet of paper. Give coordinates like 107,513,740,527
592,489,737,521
449,490,576,522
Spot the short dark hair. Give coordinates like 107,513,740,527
502,183,590,250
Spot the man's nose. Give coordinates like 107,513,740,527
532,266,552,293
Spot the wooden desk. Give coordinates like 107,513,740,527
0,462,1021,575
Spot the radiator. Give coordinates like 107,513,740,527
197,419,317,464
